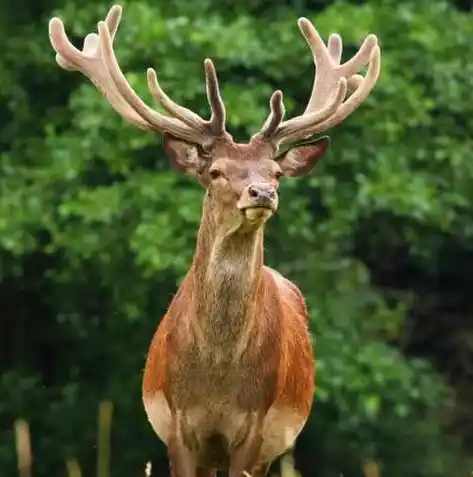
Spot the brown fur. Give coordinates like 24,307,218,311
142,137,322,477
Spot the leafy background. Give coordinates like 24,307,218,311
1,0,473,476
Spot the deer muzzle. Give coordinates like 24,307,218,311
238,183,278,222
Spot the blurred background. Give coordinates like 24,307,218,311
1,0,473,475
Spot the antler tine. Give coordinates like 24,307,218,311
298,17,342,113
255,90,286,140
48,5,151,130
348,74,363,92
336,34,378,77
327,34,362,93
328,34,343,64
50,5,121,71
146,58,227,136
146,68,209,130
204,59,226,135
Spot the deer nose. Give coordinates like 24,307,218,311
247,183,277,205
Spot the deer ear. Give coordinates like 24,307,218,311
277,136,330,178
162,134,208,181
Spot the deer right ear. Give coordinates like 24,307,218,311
162,134,209,183
276,136,330,178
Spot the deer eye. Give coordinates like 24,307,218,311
274,170,283,180
209,169,222,180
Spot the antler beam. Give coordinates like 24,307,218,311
253,18,381,147
48,5,227,147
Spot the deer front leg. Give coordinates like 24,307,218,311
228,415,264,477
249,463,271,477
168,437,196,477
167,416,197,477
229,435,263,477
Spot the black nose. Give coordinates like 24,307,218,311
248,184,276,205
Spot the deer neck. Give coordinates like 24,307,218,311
190,197,265,347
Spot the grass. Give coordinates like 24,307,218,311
13,401,380,477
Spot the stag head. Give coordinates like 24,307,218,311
48,5,380,232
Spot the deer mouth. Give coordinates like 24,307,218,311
241,205,275,222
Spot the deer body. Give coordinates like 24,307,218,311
49,6,380,476
142,193,315,470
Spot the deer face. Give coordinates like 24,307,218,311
163,134,330,232
206,156,280,229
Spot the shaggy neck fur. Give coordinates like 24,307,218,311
190,194,265,348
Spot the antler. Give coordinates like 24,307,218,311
48,5,226,148
253,18,381,147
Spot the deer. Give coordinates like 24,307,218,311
48,4,380,477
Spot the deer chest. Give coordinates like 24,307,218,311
167,341,280,412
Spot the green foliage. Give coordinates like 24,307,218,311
1,0,473,476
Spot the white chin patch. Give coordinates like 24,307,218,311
244,207,272,222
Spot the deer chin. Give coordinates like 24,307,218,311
242,206,273,224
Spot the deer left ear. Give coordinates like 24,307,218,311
162,133,210,186
277,136,330,178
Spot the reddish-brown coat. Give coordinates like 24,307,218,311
142,262,315,467
143,270,315,399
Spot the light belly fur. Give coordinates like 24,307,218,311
143,392,306,462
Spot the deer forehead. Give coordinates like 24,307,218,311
211,157,279,180
211,139,276,161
